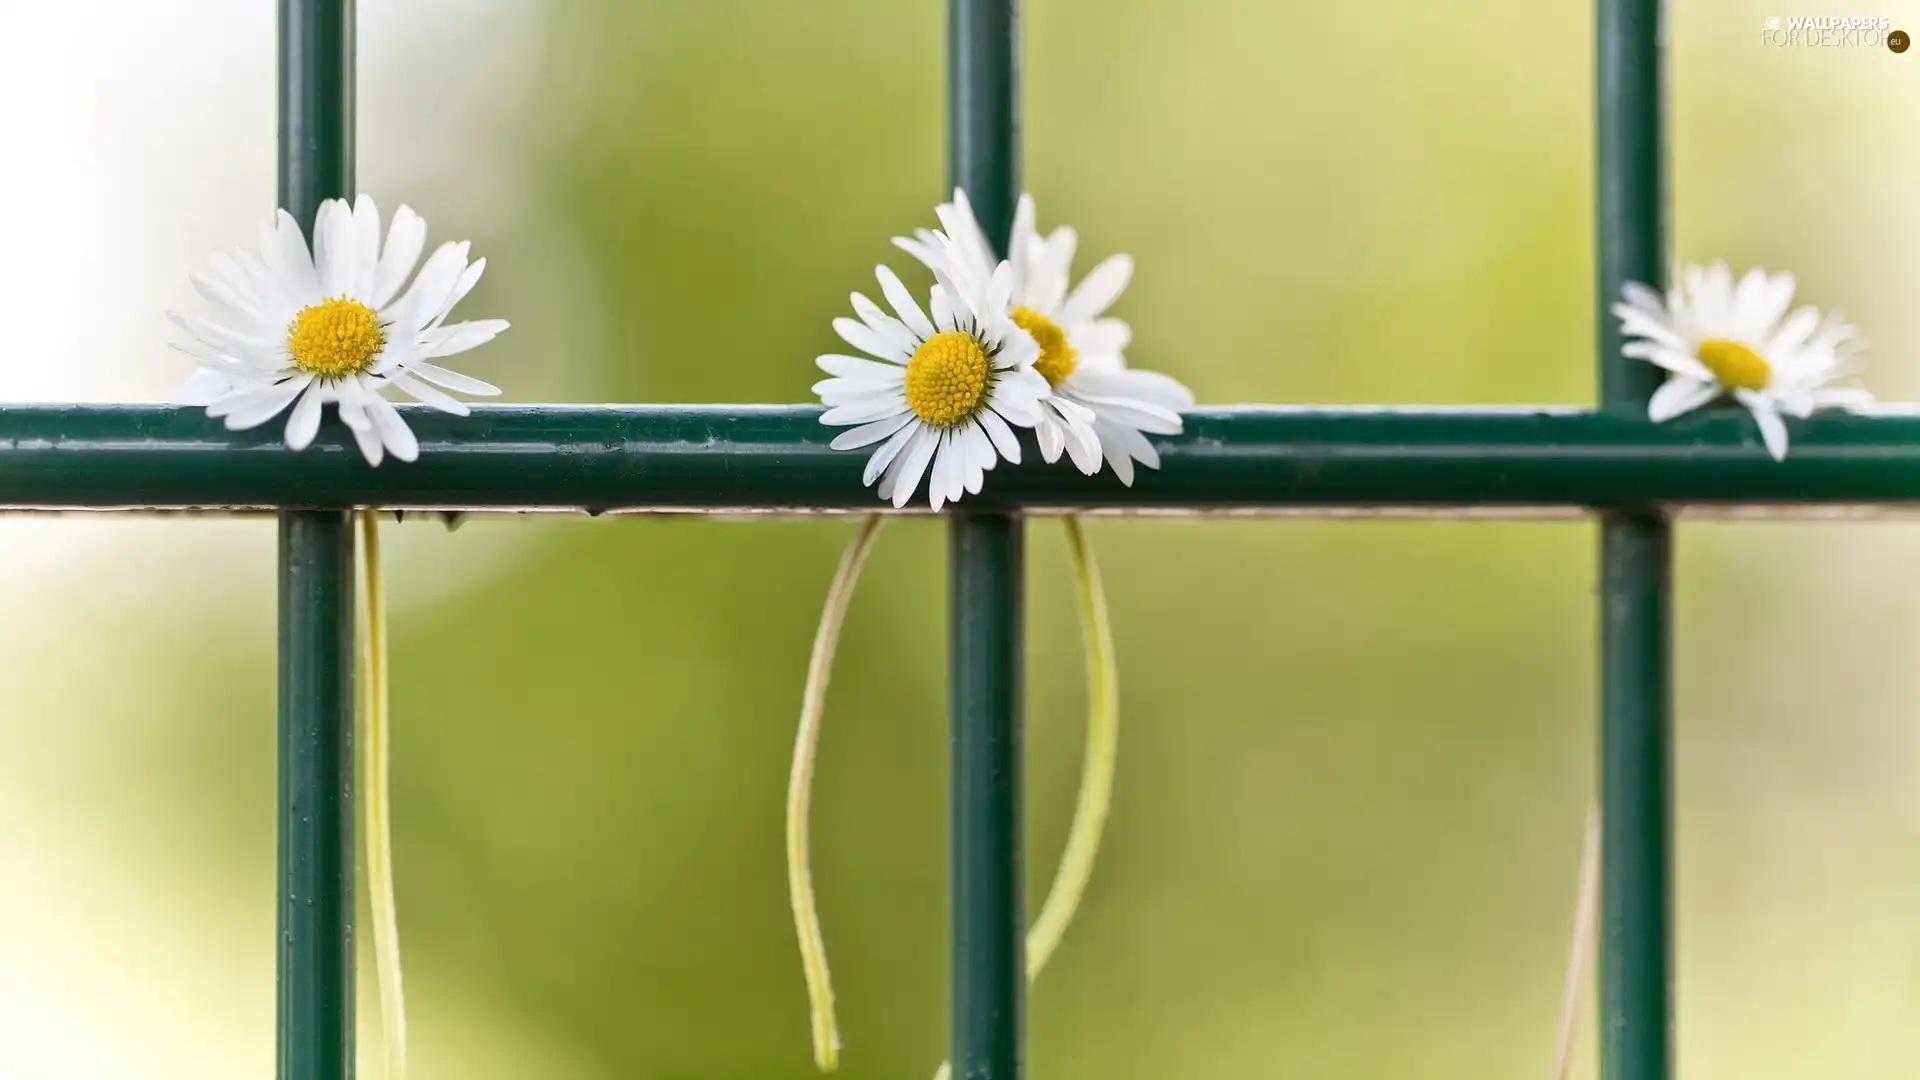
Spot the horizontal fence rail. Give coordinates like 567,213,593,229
4,404,1920,510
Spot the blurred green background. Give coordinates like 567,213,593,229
6,0,1920,1076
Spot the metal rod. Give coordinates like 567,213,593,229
1595,1,1671,1079
948,0,1024,1076
6,405,1920,510
278,0,357,1076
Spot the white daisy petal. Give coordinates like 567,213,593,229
389,370,471,416
364,391,421,463
284,382,327,451
1058,254,1132,327
830,412,915,451
1744,398,1790,461
816,354,905,379
834,317,910,363
889,426,939,508
1034,411,1066,463
1647,377,1719,422
414,319,511,363
222,376,313,431
877,265,935,340
406,362,502,397
382,241,470,334
428,258,488,331
351,195,383,301
313,197,358,298
863,419,921,487
821,398,913,427
172,368,235,406
850,293,920,357
976,407,1022,465
371,205,428,309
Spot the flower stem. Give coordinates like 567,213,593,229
1552,801,1601,1080
932,514,1119,1080
358,509,406,1080
788,514,885,1072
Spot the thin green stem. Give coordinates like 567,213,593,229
933,514,1118,1080
1554,801,1602,1080
788,514,886,1072
358,509,406,1080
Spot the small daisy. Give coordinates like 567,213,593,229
814,236,1050,510
170,194,507,466
897,190,1194,484
1613,261,1870,461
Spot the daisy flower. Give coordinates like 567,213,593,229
897,190,1194,484
1613,261,1870,461
814,237,1050,510
169,194,507,466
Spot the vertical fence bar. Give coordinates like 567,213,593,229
948,1,1024,1078
1595,2,1671,1080
278,1,357,1077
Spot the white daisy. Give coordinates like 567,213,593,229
1613,261,1870,461
814,237,1050,510
169,194,507,466
897,190,1194,485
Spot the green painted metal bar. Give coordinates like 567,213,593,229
1596,2,1672,1079
4,405,1920,510
948,0,1025,1077
278,0,357,1077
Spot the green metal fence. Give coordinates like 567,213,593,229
6,0,1901,1076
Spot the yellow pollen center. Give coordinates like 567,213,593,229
1696,338,1772,391
1013,306,1078,386
903,330,992,428
287,297,385,378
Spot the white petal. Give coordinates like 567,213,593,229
389,370,471,416
1621,341,1712,381
817,354,905,379
863,419,921,487
1032,226,1077,313
312,197,358,298
830,412,915,451
371,205,428,309
976,407,1022,464
821,398,912,426
382,241,470,334
1073,318,1131,357
1007,194,1036,300
1647,377,1719,422
888,426,939,508
168,310,285,364
264,209,321,303
1069,392,1183,435
851,292,920,357
426,258,488,331
1034,411,1065,463
173,368,236,407
222,375,312,431
1744,398,1789,461
364,390,420,463
284,383,326,451
1062,407,1104,474
835,317,910,363
413,319,510,362
1097,419,1136,486
406,362,502,397
351,195,383,301
1059,254,1132,326
877,265,935,340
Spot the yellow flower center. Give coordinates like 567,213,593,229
1697,338,1771,391
903,330,992,428
287,297,385,379
1013,306,1078,386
